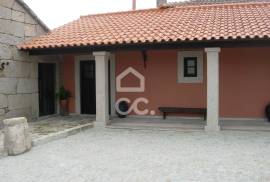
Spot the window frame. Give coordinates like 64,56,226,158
177,51,204,83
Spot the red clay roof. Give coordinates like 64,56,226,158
18,1,270,50
165,0,270,6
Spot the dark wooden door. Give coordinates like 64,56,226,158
38,63,56,116
80,61,96,114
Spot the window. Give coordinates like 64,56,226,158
184,57,197,77
178,51,203,83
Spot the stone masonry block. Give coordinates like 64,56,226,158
0,131,7,158
0,5,11,19
0,109,5,115
12,0,24,12
0,78,17,94
11,46,28,61
12,21,24,37
24,13,36,24
31,93,38,119
0,43,12,59
0,94,8,108
0,19,12,34
5,107,32,121
17,78,38,94
0,0,15,8
3,117,32,156
0,34,23,45
8,94,32,110
12,10,24,22
36,25,46,35
30,62,38,78
0,60,31,78
24,24,36,37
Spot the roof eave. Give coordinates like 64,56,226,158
22,38,270,55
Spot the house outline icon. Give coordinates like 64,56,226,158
116,67,145,92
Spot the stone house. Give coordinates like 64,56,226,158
0,0,60,123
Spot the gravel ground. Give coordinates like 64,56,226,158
1,128,270,182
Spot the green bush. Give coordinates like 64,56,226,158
56,86,71,100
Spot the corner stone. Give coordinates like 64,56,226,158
0,131,7,158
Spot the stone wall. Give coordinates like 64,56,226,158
0,0,61,122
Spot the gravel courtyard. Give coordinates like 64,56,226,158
1,128,270,182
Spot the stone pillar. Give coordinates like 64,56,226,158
110,54,116,118
93,52,110,126
205,48,221,131
3,117,32,155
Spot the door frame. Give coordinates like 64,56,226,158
75,55,96,115
37,61,60,118
75,55,116,116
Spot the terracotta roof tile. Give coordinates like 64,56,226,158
18,1,270,50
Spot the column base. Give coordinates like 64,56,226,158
94,120,111,127
204,124,220,131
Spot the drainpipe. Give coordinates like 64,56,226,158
157,0,167,7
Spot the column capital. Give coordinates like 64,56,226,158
205,47,221,53
93,51,110,57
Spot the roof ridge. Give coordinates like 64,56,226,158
80,8,159,18
80,1,270,19
171,1,270,8
165,0,270,7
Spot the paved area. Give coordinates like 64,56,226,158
29,115,94,140
111,117,270,131
1,128,270,182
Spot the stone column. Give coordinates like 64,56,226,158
110,54,116,118
93,52,110,126
205,48,221,131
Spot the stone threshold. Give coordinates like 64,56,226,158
107,123,204,132
32,123,93,146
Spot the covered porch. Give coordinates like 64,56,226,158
58,48,222,131
55,46,270,132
